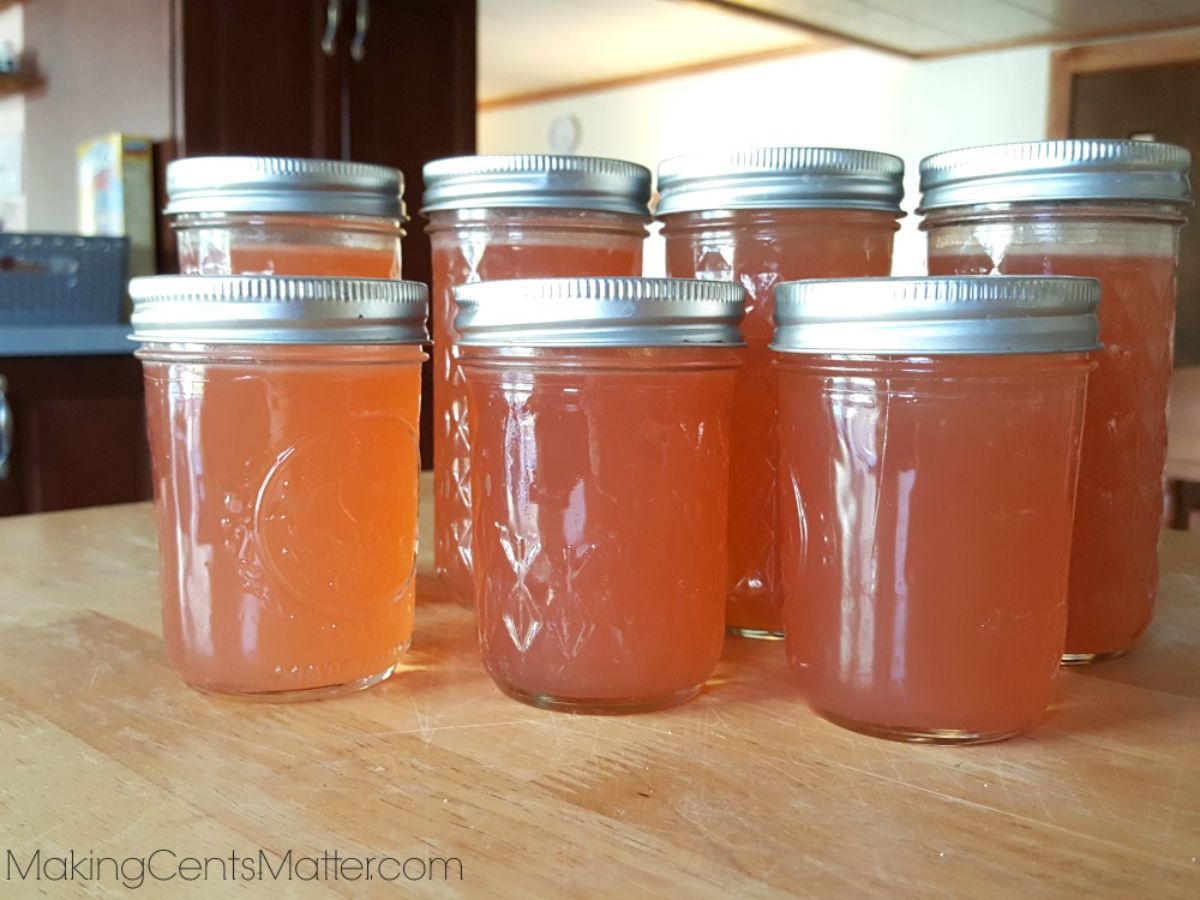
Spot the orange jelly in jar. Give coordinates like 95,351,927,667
921,141,1190,661
658,148,904,638
774,277,1099,742
422,156,651,605
130,276,429,700
166,157,405,276
454,277,745,712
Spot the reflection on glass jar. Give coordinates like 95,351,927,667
454,277,744,713
773,276,1098,742
920,140,1190,661
658,148,904,639
130,276,428,700
423,156,651,607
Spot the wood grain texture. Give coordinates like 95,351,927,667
0,473,1197,896
1047,31,1200,139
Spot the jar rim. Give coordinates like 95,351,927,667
421,154,652,216
454,277,745,347
919,140,1191,211
772,276,1100,355
129,275,429,345
165,156,407,220
656,146,905,216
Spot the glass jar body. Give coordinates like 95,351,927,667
428,208,647,605
662,208,899,637
138,342,425,699
778,353,1091,742
926,202,1184,660
173,211,404,277
461,345,737,712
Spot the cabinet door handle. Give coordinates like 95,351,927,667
350,0,370,62
321,0,342,56
0,375,11,480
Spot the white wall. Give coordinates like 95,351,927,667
479,44,1052,274
23,0,172,232
0,4,25,229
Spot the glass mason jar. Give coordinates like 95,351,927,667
920,140,1191,662
422,156,651,606
658,148,904,638
453,277,745,712
128,276,429,700
165,156,406,276
773,276,1099,743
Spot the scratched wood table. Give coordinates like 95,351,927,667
1,474,1197,897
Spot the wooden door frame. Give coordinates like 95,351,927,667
1049,32,1200,138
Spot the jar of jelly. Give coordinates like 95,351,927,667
920,141,1191,662
422,155,652,605
129,276,429,700
773,276,1099,743
165,156,406,276
453,276,745,712
658,147,904,638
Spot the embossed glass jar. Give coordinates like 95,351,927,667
423,156,651,606
774,276,1099,742
129,276,429,700
454,277,745,712
921,140,1191,661
658,148,903,638
166,156,406,277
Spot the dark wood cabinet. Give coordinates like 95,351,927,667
0,356,152,517
172,0,344,160
169,0,477,466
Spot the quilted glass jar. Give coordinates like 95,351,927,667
921,140,1190,661
454,276,745,712
166,156,405,277
774,275,1099,742
130,276,428,700
423,155,650,605
658,148,903,638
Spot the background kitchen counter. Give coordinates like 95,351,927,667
0,324,133,356
0,473,1196,897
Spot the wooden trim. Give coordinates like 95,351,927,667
0,70,41,98
684,0,915,59
1047,30,1200,139
169,0,185,155
917,17,1200,61
1047,52,1072,140
479,38,839,111
1051,29,1200,75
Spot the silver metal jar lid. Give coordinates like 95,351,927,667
918,140,1191,211
772,276,1100,355
421,155,652,216
656,147,905,215
454,277,745,347
129,276,429,345
164,156,406,219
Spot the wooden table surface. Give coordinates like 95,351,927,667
1,474,1198,897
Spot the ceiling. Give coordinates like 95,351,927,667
479,0,1200,106
478,0,824,105
704,0,1200,56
